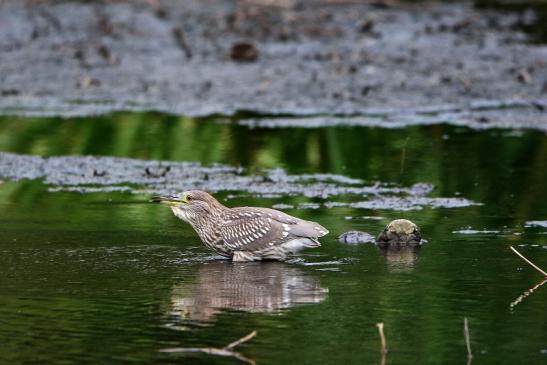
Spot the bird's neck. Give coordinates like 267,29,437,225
187,205,226,236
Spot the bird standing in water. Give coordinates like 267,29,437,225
152,190,329,261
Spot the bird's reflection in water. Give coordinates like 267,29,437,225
379,246,421,273
169,261,328,323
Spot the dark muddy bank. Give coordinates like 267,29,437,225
0,0,545,129
0,151,478,210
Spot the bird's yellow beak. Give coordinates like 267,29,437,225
150,194,187,206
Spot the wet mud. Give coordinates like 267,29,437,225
0,151,479,210
0,0,545,130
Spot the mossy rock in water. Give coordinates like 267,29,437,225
376,219,421,247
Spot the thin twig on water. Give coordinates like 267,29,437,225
225,330,258,350
510,277,547,310
376,322,387,354
509,246,547,277
160,330,257,365
376,322,387,365
463,317,473,363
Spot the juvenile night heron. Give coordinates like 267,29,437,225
152,190,329,261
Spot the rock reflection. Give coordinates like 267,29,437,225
378,246,421,273
169,262,328,323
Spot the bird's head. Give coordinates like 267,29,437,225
151,190,225,225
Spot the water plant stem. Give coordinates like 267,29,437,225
464,317,473,361
376,322,387,365
376,322,387,354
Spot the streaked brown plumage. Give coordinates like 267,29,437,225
152,190,329,261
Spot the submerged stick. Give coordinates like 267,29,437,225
160,331,257,365
463,317,473,361
509,246,547,277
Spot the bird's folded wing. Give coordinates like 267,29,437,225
220,214,284,251
256,208,329,237
220,207,328,251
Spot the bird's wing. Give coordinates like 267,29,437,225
257,208,329,238
220,207,328,251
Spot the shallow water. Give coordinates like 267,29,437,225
1,114,546,365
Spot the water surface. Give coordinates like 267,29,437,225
1,114,546,364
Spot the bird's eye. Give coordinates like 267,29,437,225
186,195,192,202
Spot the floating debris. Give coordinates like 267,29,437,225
238,105,547,132
525,221,547,228
0,1,545,131
172,27,192,60
77,76,101,88
0,152,480,211
344,216,384,221
336,197,480,211
297,202,321,210
230,41,259,62
452,228,501,234
301,260,347,267
337,231,376,245
408,183,434,196
271,203,295,210
161,329,258,364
